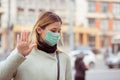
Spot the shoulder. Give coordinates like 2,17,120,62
58,52,71,63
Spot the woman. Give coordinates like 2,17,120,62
0,12,72,80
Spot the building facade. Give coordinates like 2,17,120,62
87,0,120,52
74,0,100,49
74,0,120,50
0,0,4,55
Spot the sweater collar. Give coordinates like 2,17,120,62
33,48,57,60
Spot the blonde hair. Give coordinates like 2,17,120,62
29,11,63,53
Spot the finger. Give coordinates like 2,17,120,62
17,34,20,45
20,31,22,41
24,31,26,41
21,31,25,41
25,31,28,42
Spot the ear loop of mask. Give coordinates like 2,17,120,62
38,32,44,43
57,33,64,47
37,31,51,46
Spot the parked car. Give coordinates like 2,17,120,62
69,50,96,69
74,45,92,51
74,45,100,54
105,52,120,68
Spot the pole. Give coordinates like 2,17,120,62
4,0,11,59
68,0,74,50
7,0,11,52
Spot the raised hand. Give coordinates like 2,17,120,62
17,31,36,56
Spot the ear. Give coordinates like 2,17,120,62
36,27,42,34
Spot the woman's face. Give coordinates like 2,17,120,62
37,22,61,41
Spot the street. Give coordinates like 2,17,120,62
86,69,120,80
72,54,120,80
86,55,120,80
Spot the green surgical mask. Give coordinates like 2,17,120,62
44,31,60,46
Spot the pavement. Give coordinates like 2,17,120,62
75,54,120,80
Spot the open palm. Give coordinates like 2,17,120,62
17,31,36,56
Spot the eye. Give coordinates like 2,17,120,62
50,28,61,33
58,30,61,33
51,30,56,33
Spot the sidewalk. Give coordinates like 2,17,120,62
94,54,108,70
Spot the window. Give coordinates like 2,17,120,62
37,0,47,9
0,0,2,28
17,8,25,25
50,0,56,10
0,0,1,7
88,18,95,27
113,20,120,30
88,35,95,47
27,9,36,25
0,34,1,47
17,0,26,8
101,20,108,30
57,0,67,10
0,14,1,28
62,32,69,46
88,1,96,12
101,2,108,13
113,3,120,15
101,35,109,47
27,0,36,9
79,34,83,45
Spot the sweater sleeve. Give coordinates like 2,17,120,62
0,48,26,80
65,56,72,80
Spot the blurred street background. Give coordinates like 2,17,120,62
0,0,120,80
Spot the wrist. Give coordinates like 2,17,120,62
17,50,26,57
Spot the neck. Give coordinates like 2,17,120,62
37,40,57,54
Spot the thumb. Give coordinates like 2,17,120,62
27,44,37,53
30,44,37,50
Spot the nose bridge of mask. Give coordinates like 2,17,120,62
46,31,60,39
53,33,60,39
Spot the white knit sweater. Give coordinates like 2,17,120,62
0,48,72,80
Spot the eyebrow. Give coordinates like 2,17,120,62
51,28,61,30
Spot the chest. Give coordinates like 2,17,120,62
15,55,67,80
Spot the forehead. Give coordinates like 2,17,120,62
47,22,61,29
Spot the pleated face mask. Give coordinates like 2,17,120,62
44,31,60,46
